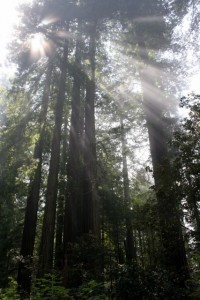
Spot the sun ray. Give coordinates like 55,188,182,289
30,33,46,56
27,32,55,60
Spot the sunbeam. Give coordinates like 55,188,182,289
26,32,55,60
40,15,59,26
30,33,46,56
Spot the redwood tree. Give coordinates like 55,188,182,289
39,38,68,276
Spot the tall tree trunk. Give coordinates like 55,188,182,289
63,30,85,287
83,23,98,235
65,29,84,244
18,61,53,297
55,116,68,271
120,117,136,263
38,40,68,276
135,29,189,281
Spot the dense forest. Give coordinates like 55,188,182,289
0,0,200,299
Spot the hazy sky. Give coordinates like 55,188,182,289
0,0,30,83
0,0,199,93
0,0,20,63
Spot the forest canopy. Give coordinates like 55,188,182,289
0,0,200,299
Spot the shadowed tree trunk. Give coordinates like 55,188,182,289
17,61,53,297
135,28,189,282
63,29,85,286
120,117,136,263
55,116,68,271
38,39,68,276
83,23,98,235
65,27,84,244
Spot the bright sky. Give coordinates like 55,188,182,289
0,0,31,82
0,0,20,63
0,0,199,94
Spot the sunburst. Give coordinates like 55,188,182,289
30,33,47,57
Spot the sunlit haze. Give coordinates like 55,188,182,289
0,0,30,81
0,0,29,61
0,0,200,97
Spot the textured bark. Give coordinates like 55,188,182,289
38,40,68,276
18,62,53,297
120,117,136,263
82,23,98,235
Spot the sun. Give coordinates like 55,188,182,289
30,33,47,57
0,0,54,71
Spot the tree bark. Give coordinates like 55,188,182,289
55,117,68,271
65,28,84,244
63,30,85,286
120,117,136,263
82,23,98,235
38,40,68,276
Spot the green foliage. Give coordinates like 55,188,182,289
1,272,190,300
1,0,199,298
115,264,189,300
66,234,104,287
31,274,71,300
0,275,70,300
172,94,200,246
0,89,37,286
115,264,146,299
188,254,200,299
0,278,19,300
76,280,107,300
